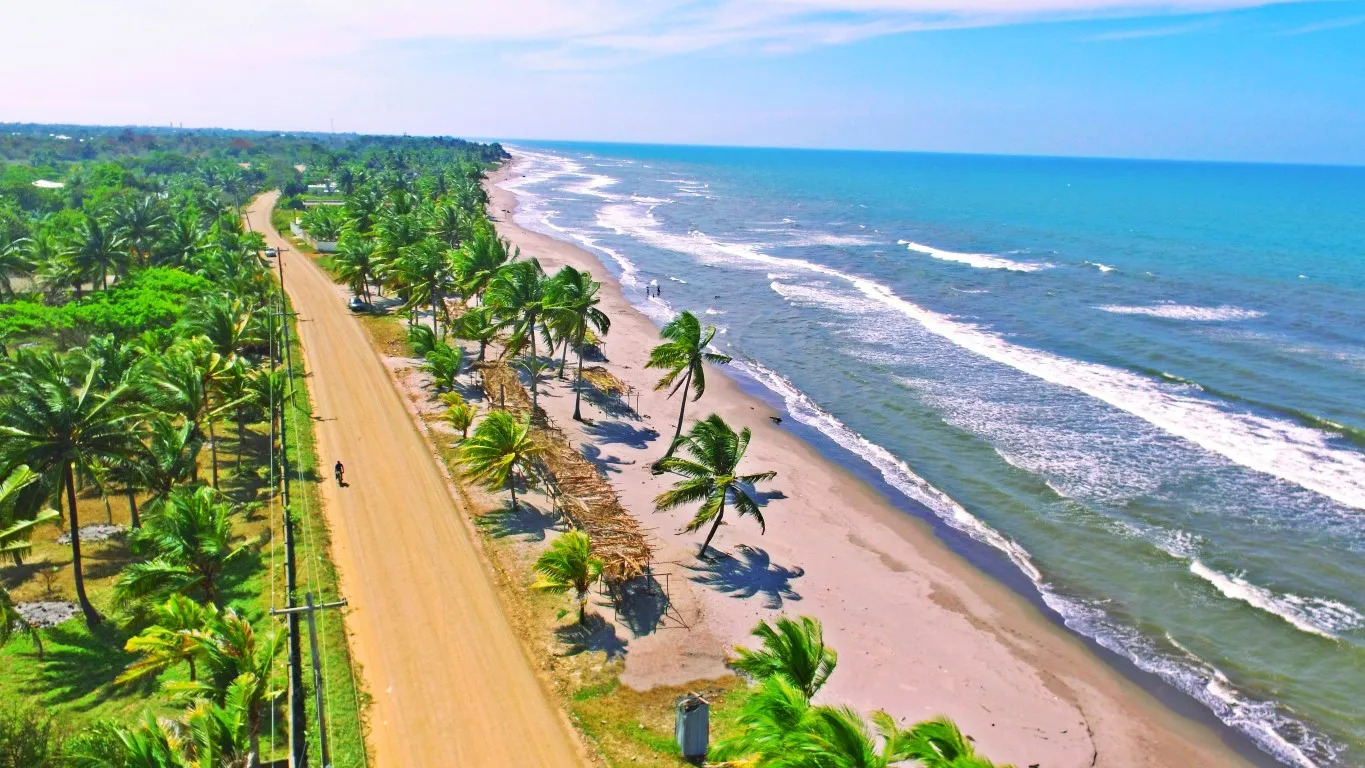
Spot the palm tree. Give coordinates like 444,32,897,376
421,344,463,392
334,234,377,302
68,212,128,291
166,609,284,767
531,530,603,623
0,464,59,566
486,259,547,410
445,401,476,439
0,234,32,297
115,485,244,607
455,306,500,362
733,616,838,702
149,340,238,488
393,238,456,335
429,202,466,248
453,225,514,304
118,595,217,684
0,583,44,658
0,361,138,626
182,296,259,362
154,212,208,269
645,311,732,460
545,265,611,421
456,410,540,510
114,195,166,267
654,414,776,559
710,676,823,766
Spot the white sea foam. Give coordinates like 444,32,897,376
560,173,621,200
1099,304,1266,321
704,308,725,315
904,241,1053,272
732,355,1338,766
668,276,687,283
1085,261,1116,273
1188,561,1363,639
785,232,881,248
730,357,1043,583
599,202,1365,511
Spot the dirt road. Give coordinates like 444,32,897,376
247,193,584,767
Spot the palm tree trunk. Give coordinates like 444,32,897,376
699,499,725,558
665,368,693,460
559,337,570,380
573,348,586,421
578,590,587,624
236,410,246,472
65,463,101,626
102,493,113,525
126,491,140,529
208,418,220,489
29,626,44,659
529,330,539,413
509,471,518,511
188,657,197,681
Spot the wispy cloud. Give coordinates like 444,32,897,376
1086,18,1220,40
0,0,1320,78
1280,14,1365,35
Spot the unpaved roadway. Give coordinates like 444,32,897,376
247,193,585,767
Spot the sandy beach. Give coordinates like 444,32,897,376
484,160,1258,768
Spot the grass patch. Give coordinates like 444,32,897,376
278,291,371,768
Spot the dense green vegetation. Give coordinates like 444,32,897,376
0,122,506,767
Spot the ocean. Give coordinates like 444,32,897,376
497,142,1365,767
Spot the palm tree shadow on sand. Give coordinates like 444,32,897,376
476,501,563,542
554,613,628,659
685,544,803,610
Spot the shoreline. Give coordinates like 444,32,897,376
485,159,1269,767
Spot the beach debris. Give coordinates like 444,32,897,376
480,358,653,584
56,524,125,544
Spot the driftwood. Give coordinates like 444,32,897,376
479,359,653,583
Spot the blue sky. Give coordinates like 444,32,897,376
3,1,1362,164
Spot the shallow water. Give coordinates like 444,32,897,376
500,142,1365,767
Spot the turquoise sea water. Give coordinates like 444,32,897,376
500,142,1365,767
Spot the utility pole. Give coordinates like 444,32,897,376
272,594,348,768
268,249,306,767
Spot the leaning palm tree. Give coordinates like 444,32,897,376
654,414,776,558
646,311,732,460
115,485,244,607
545,265,611,421
456,410,540,510
486,259,547,410
0,361,138,626
733,615,838,702
532,530,603,624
